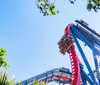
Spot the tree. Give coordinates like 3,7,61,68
0,71,21,85
35,0,100,16
32,80,48,85
0,48,21,85
87,0,100,12
35,0,59,16
0,48,9,69
0,71,15,85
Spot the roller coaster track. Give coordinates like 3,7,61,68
58,25,81,85
20,67,72,85
69,48,80,85
58,20,100,85
20,20,100,85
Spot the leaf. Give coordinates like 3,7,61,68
0,71,18,85
87,3,93,10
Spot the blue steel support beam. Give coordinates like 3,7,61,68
94,40,100,47
75,20,100,39
81,71,87,85
20,68,71,85
98,73,100,85
93,52,100,84
80,64,87,85
81,69,94,85
71,26,100,56
93,51,100,84
93,52,98,72
70,29,97,85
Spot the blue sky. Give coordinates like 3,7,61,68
0,0,100,84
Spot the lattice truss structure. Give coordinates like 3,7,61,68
58,20,100,85
19,20,100,85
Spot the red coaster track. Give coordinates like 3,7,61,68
58,24,81,85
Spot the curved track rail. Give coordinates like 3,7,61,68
20,67,72,85
20,20,100,85
58,20,100,85
58,26,81,85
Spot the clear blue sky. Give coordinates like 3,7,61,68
0,0,100,84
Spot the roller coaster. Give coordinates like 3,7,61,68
20,20,100,85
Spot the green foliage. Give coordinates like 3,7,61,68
0,71,22,85
0,48,9,69
87,0,100,12
0,71,15,85
87,2,93,11
35,0,100,16
35,0,59,16
32,80,47,85
0,48,21,85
